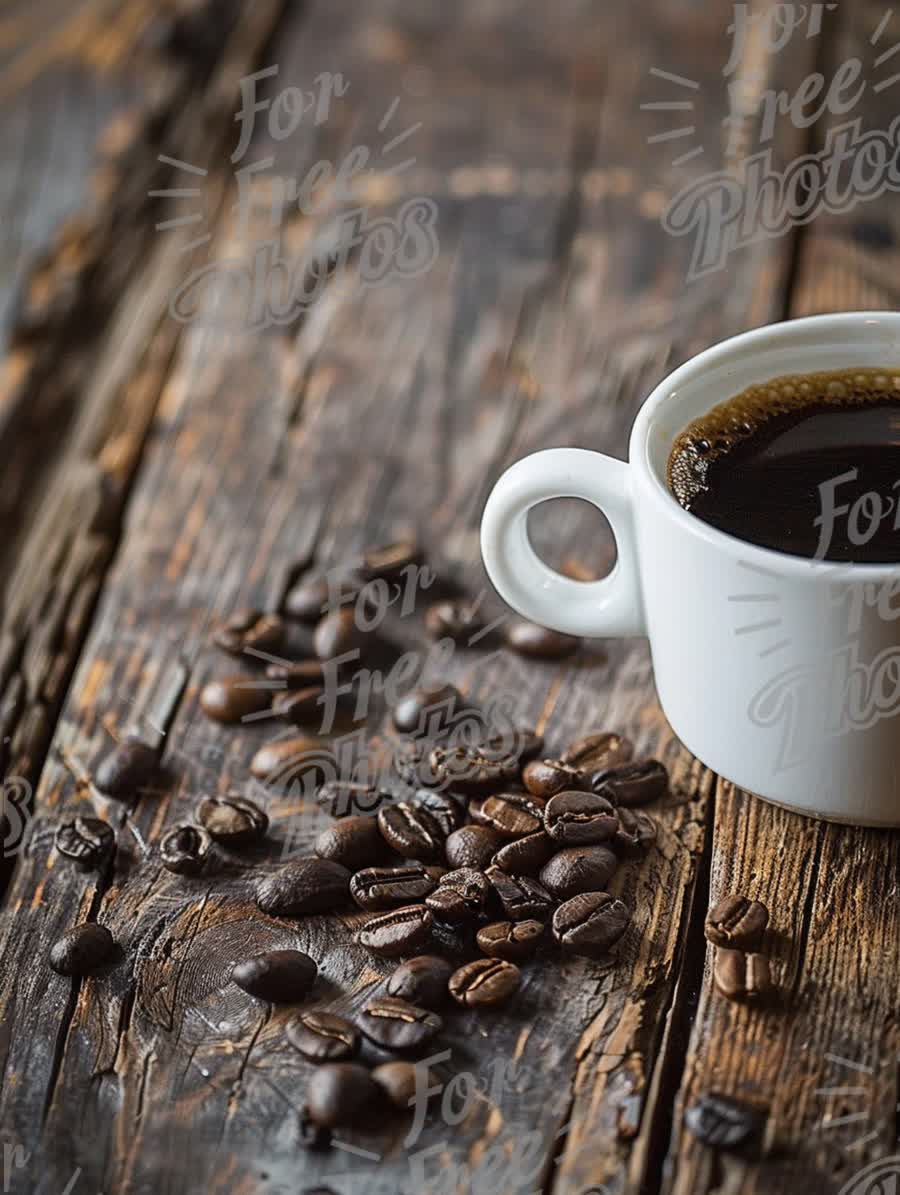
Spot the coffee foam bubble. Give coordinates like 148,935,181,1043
667,366,900,509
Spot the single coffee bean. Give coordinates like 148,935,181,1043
249,735,323,781
257,857,351,916
307,1062,381,1128
486,867,554,921
313,606,367,661
317,780,390,818
386,955,454,1008
592,760,669,807
492,831,556,876
684,1092,764,1150
350,865,445,911
392,683,462,735
372,1060,423,1110
613,808,658,854
424,600,485,642
377,800,446,861
199,674,271,724
358,995,443,1052
449,958,521,1008
232,949,317,1002
160,824,212,876
213,609,284,657
505,618,580,659
314,816,386,870
445,825,505,870
362,538,422,581
470,791,545,838
197,794,268,845
476,920,544,962
552,892,631,957
539,845,618,900
428,743,519,795
283,574,332,623
544,791,619,844
425,869,490,923
287,1010,359,1061
523,759,588,800
271,686,326,726
705,895,770,951
49,923,116,976
55,816,115,870
265,659,326,687
713,949,772,1003
94,735,158,799
357,905,433,958
561,731,634,772
410,790,466,836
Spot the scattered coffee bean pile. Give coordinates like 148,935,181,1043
47,537,679,1141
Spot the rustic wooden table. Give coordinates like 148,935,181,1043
0,1,898,1193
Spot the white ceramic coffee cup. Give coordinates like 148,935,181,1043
481,312,900,826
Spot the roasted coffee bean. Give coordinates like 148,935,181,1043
283,574,335,623
378,800,446,861
449,958,521,1008
94,735,158,799
350,865,445,911
313,607,367,661
424,599,485,642
287,1010,359,1061
200,674,271,723
428,744,519,794
213,609,284,657
492,831,556,876
592,760,669,807
523,759,588,800
392,684,462,735
713,949,772,1002
160,824,212,875
265,659,326,687
362,538,422,580
307,1062,382,1128
272,686,326,725
372,1060,422,1110
704,895,770,951
539,845,618,900
386,955,454,1008
49,923,116,976
425,869,490,923
314,816,386,869
249,735,323,781
684,1092,764,1150
544,791,618,844
445,825,506,870
197,794,268,845
232,949,317,1002
257,857,351,916
486,868,554,921
552,892,631,957
317,780,390,818
476,919,544,962
357,905,433,957
55,816,115,870
613,808,658,854
561,731,633,772
411,790,466,835
505,619,580,659
471,791,545,838
358,995,443,1052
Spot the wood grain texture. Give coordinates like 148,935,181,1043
0,2,895,1194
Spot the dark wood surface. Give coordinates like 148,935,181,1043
0,2,897,1193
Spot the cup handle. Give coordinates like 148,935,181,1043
480,448,646,637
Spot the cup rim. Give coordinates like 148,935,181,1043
632,311,900,578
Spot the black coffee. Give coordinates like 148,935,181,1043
667,368,900,561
